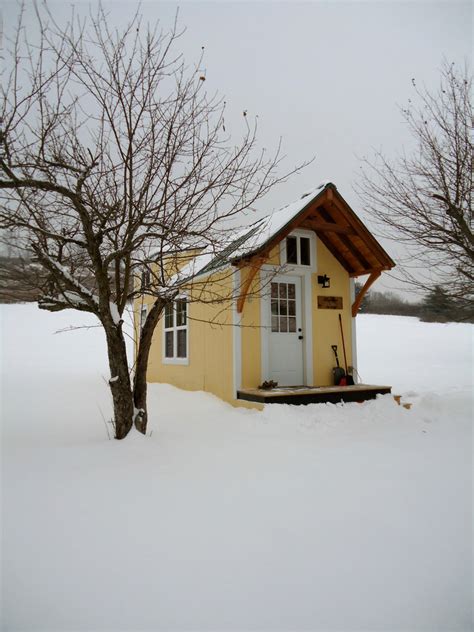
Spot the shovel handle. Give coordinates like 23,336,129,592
331,344,340,368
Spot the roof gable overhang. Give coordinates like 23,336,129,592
232,183,395,277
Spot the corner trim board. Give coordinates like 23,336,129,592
233,268,242,397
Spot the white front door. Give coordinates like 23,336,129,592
268,276,304,386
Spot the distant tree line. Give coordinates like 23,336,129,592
355,282,474,323
3,261,473,324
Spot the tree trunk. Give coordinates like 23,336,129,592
133,299,165,434
104,323,134,440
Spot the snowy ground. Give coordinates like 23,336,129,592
1,304,472,631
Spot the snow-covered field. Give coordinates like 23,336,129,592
1,304,472,631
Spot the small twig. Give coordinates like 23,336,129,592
97,404,111,440
53,324,102,334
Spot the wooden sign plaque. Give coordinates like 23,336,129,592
317,296,343,310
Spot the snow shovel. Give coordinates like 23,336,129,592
331,345,346,385
338,314,355,385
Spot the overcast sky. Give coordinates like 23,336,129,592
4,0,472,296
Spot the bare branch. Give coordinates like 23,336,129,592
0,4,309,438
357,60,473,304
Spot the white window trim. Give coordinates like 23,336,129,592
350,278,358,381
279,229,317,273
162,296,189,366
232,268,242,397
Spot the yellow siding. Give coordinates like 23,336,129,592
266,244,280,266
240,267,261,389
238,235,353,389
143,270,235,404
162,248,202,280
312,237,352,386
136,231,355,405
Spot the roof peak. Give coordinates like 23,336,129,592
266,181,334,219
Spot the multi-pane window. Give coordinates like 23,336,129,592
164,299,188,360
286,235,311,266
286,236,298,264
271,282,296,333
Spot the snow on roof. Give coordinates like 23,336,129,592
166,248,216,288
171,181,332,286
230,181,331,260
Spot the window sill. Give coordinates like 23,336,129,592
283,263,316,273
162,357,189,366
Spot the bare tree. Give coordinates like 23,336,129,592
357,61,473,304
0,5,305,439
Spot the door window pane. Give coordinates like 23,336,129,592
271,282,300,334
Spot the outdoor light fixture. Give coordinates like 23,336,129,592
317,274,330,289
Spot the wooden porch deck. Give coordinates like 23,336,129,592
237,384,392,405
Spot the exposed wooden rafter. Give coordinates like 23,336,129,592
231,184,395,286
301,218,355,235
329,196,395,266
317,231,356,274
317,203,379,273
337,233,372,270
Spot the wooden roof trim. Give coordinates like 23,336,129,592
336,233,372,271
315,205,373,273
349,267,384,278
231,184,395,276
328,193,395,269
301,218,356,235
236,255,267,313
240,191,327,264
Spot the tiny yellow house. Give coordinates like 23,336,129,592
135,183,395,406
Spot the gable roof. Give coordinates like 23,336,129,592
226,182,329,262
179,182,394,284
230,181,395,277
